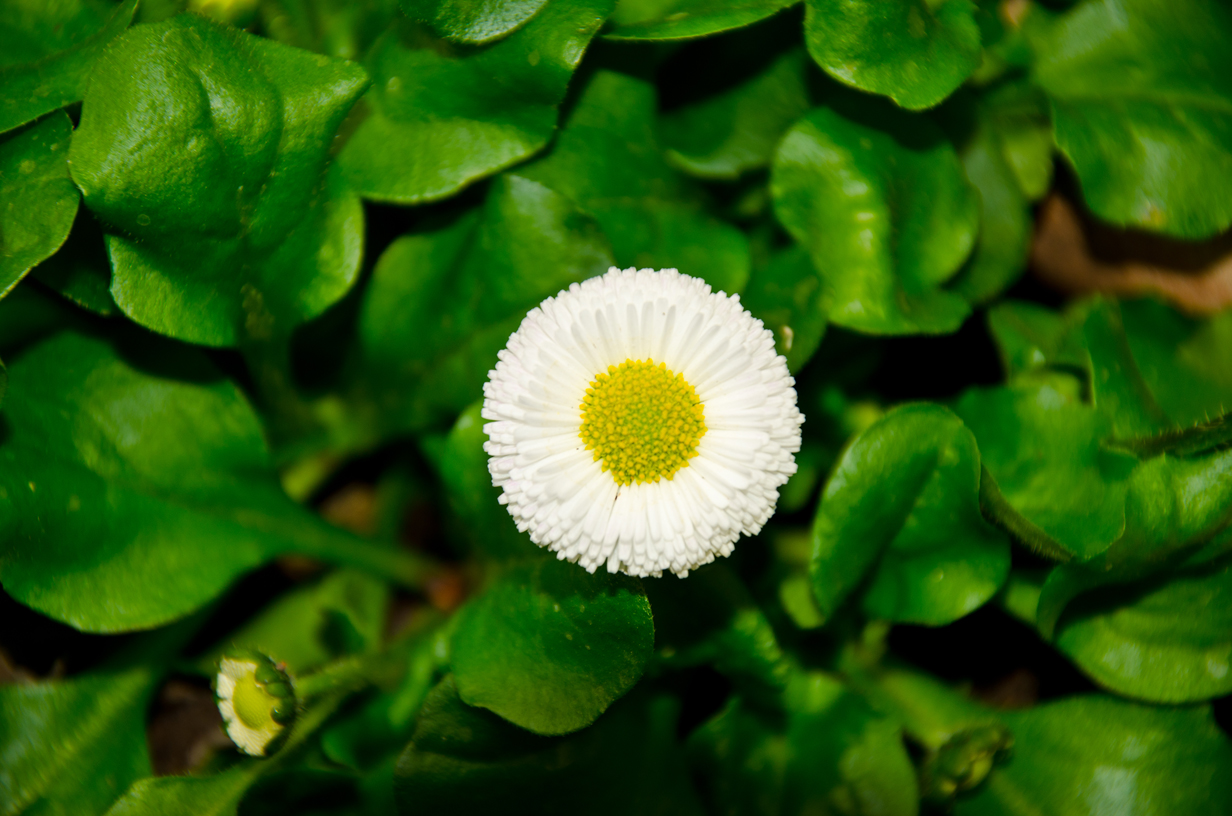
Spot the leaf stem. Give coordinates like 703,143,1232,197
1106,412,1232,459
977,466,1074,563
288,525,442,591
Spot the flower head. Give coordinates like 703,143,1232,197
215,652,296,756
483,267,804,577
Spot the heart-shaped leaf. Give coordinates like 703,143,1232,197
402,0,550,44
69,14,369,347
810,404,1010,626
450,558,654,735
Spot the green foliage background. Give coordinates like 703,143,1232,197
2,0,1232,813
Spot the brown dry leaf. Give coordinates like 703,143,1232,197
1031,195,1232,314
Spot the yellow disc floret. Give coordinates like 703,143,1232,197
579,358,707,486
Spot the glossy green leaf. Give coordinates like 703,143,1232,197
803,0,981,111
436,402,537,560
258,0,399,60
1055,557,1232,703
1035,447,1232,638
338,0,612,204
450,558,653,735
403,0,550,43
1082,299,1172,438
0,111,78,298
771,99,978,335
69,14,368,347
1033,0,1232,237
1119,298,1232,427
954,696,1232,816
1,656,157,816
953,380,1137,560
689,673,919,816
0,331,411,632
603,0,797,42
521,69,751,294
347,173,612,441
946,111,1031,305
658,47,812,180
0,0,137,134
395,678,704,815
740,245,828,373
985,300,1088,381
201,568,389,675
810,404,1010,626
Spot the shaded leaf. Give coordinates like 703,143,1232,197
0,111,78,298
28,210,116,316
803,0,980,111
395,677,704,815
346,173,613,442
0,331,412,632
0,0,137,134
521,69,751,294
451,558,653,735
954,696,1232,816
740,245,828,373
771,98,978,335
985,300,1088,381
810,404,1010,626
658,47,812,180
69,14,369,347
338,0,612,204
603,0,797,42
1033,0,1232,238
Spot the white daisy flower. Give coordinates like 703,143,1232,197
215,653,296,756
482,267,804,578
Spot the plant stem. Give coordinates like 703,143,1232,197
978,466,1074,563
289,524,441,591
1107,412,1232,459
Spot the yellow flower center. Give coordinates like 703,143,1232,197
579,358,707,486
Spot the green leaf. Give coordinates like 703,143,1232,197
946,108,1031,305
346,173,613,442
602,0,797,42
104,692,345,816
1119,298,1232,427
395,677,704,815
201,568,390,675
0,331,417,632
402,0,550,44
0,0,137,134
771,98,978,335
1035,448,1232,639
337,0,612,204
689,673,919,816
985,300,1088,381
981,80,1053,201
0,649,165,816
436,401,538,560
1055,557,1232,703
520,69,751,294
258,0,399,60
953,380,1137,560
450,558,653,735
810,404,1010,626
1032,0,1232,238
740,245,828,373
68,14,369,347
0,111,78,298
954,696,1232,816
803,0,981,111
658,47,812,180
1082,299,1171,438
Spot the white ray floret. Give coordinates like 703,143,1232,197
482,267,804,578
